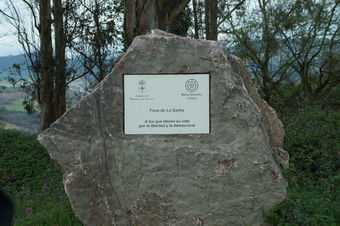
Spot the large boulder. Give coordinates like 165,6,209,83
38,30,288,225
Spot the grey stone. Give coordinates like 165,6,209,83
38,30,287,226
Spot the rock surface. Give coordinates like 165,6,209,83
38,30,288,226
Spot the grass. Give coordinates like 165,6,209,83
0,86,26,112
0,130,82,225
266,176,340,225
13,192,81,225
265,106,340,225
0,80,12,88
0,106,338,225
4,98,25,111
0,87,25,105
0,119,23,130
0,86,39,132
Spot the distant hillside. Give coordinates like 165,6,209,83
0,54,28,76
0,53,116,73
0,87,39,133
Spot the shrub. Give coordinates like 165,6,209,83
0,130,60,192
0,130,81,225
266,174,340,225
282,106,340,185
266,106,340,225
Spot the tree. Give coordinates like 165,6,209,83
1,0,123,130
123,0,191,49
192,0,199,38
39,0,56,130
191,0,205,39
190,0,246,40
275,0,340,101
223,0,288,102
205,0,217,40
0,0,41,111
1,0,71,130
221,0,339,107
69,0,122,90
53,0,67,117
38,0,69,130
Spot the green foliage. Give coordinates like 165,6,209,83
265,106,340,225
0,130,57,191
0,109,338,225
13,192,81,226
283,106,340,185
225,0,340,108
0,130,81,225
266,175,340,225
269,81,340,117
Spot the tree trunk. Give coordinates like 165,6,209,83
123,0,157,49
123,0,190,49
54,0,67,118
193,0,199,39
157,0,191,31
205,0,218,40
93,0,106,82
39,0,67,130
39,0,55,130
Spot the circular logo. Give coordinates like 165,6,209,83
185,79,199,92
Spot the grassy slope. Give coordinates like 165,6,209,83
0,85,25,112
0,106,338,225
0,119,23,130
265,107,340,225
0,88,24,105
0,87,38,132
4,98,25,111
0,80,12,88
0,130,82,225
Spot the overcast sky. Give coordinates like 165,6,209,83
0,23,22,56
0,1,24,57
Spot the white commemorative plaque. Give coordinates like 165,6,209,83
124,74,210,134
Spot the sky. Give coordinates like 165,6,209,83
0,22,22,56
0,1,24,57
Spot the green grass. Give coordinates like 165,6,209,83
4,98,26,111
266,176,340,225
13,192,81,225
0,120,23,130
0,80,12,88
0,130,82,225
0,106,338,225
0,87,25,105
265,106,340,225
